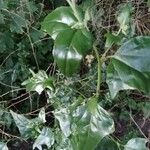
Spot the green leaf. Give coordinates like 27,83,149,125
22,70,54,94
87,97,97,113
54,101,114,150
105,32,122,48
107,62,134,98
54,108,71,137
107,36,150,98
112,36,150,72
42,6,92,76
41,6,83,39
10,110,43,138
10,110,30,138
10,12,28,34
53,29,93,76
124,138,148,150
33,127,54,150
0,142,8,150
71,102,115,150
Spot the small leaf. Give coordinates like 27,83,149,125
33,127,54,150
105,32,122,48
0,142,8,150
22,70,54,94
41,6,83,39
53,29,92,76
124,138,148,150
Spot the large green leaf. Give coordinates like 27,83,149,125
41,6,92,76
107,36,150,98
53,29,92,76
71,102,115,150
41,6,83,39
33,127,54,150
55,98,115,150
124,138,148,150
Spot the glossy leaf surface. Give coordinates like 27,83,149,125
41,6,83,39
54,99,115,150
71,103,115,150
107,36,150,98
124,138,148,150
53,29,92,76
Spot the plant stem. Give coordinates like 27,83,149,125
93,45,102,98
66,0,82,22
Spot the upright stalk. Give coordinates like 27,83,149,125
93,45,102,98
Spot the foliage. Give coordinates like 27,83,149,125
42,6,93,76
0,0,150,150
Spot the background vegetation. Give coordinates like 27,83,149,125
0,0,150,149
